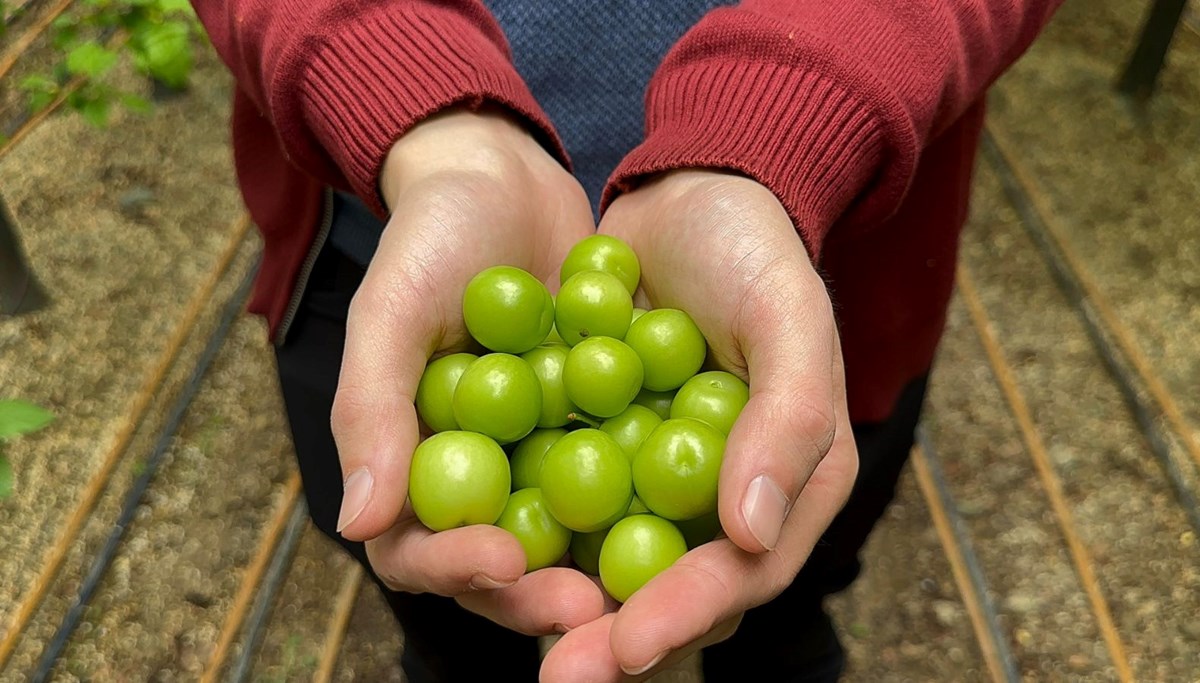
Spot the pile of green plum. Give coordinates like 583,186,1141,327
409,235,748,602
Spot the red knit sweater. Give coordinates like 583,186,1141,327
194,0,1061,423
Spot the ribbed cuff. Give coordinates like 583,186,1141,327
604,61,884,259
296,5,566,217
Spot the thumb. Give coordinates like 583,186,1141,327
330,239,440,541
718,277,839,554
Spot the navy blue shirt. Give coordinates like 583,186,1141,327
330,1,727,266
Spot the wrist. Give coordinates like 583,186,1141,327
638,168,762,198
622,169,788,227
380,105,550,211
607,167,809,259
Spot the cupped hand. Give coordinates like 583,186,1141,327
541,170,860,681
330,106,604,635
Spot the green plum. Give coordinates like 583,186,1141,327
599,514,687,603
633,418,725,520
569,528,607,576
627,494,651,515
555,271,633,345
599,404,662,459
539,429,633,532
414,353,477,433
632,388,675,420
674,511,723,549
509,428,566,490
453,354,542,444
495,488,572,571
563,337,643,418
462,266,554,353
559,234,641,296
624,309,707,391
670,371,749,436
408,431,510,531
568,495,651,575
520,344,577,428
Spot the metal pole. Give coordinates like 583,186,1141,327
1116,0,1188,102
0,194,49,316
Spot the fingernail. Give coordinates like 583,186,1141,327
469,574,517,590
621,650,667,676
552,622,570,634
336,467,373,533
742,474,789,551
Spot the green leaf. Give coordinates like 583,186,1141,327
66,41,119,78
19,75,59,113
132,20,192,88
28,91,55,112
159,0,195,16
120,92,153,114
0,400,54,439
19,74,58,92
120,10,152,31
66,89,87,110
0,454,12,499
80,96,111,126
92,8,124,28
51,17,80,50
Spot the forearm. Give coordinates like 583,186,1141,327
605,0,1063,254
192,0,565,214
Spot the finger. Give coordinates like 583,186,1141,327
456,567,608,636
539,611,739,682
365,517,526,596
608,427,856,673
631,288,650,310
331,224,442,541
619,615,741,678
719,260,840,553
539,613,623,683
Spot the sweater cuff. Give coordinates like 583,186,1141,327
298,6,567,217
604,62,886,259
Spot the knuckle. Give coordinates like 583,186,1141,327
329,382,378,443
348,272,417,328
711,615,743,645
676,562,736,622
365,540,411,593
766,544,800,590
792,395,837,459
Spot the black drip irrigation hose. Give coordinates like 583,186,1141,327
29,263,257,682
915,426,1021,683
980,131,1200,538
225,500,309,683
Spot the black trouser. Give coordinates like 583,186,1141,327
274,245,929,682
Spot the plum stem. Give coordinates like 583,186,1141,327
567,412,601,429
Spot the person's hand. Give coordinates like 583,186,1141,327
540,170,860,681
331,106,606,635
